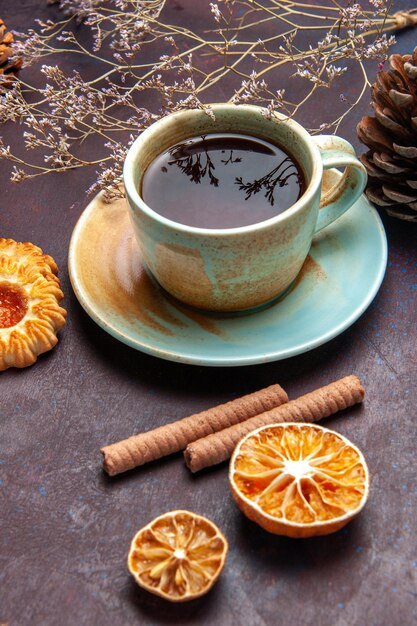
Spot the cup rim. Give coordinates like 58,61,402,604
123,103,323,236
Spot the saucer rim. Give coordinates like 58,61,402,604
68,189,387,367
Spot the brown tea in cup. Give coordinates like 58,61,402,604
125,104,366,311
141,133,305,229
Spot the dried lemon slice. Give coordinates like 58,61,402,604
128,510,228,602
230,423,369,538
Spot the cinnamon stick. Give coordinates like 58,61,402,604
184,375,364,473
101,384,288,475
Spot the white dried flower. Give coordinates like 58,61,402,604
0,0,395,199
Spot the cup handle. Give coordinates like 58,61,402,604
313,135,367,233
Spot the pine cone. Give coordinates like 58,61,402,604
357,48,417,222
0,19,22,90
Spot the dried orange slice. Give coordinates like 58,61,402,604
128,510,228,602
230,423,369,538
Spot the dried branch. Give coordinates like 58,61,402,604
0,0,415,200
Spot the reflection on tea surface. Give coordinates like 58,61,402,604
141,133,304,229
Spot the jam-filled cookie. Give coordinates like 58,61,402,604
0,238,67,370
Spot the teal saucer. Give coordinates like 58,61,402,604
68,172,387,367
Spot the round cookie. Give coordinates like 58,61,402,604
0,238,67,370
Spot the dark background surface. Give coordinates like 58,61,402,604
0,2,416,625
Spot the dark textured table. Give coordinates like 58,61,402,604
1,2,416,625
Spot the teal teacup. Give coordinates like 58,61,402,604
123,104,367,313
